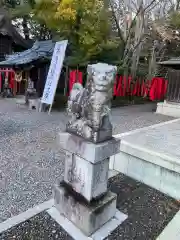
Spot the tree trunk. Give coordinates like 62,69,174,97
131,0,144,79
22,16,29,40
176,0,180,10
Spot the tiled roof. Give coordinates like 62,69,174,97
0,40,55,67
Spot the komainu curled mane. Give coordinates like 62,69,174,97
67,63,117,143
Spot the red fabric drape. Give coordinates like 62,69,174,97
9,70,14,89
0,68,15,91
69,70,83,95
69,70,167,100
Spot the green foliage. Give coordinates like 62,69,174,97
94,40,121,64
32,0,121,66
169,11,180,29
7,0,123,67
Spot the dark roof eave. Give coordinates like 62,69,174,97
0,40,57,67
0,57,50,68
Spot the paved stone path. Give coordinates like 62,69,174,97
0,99,174,223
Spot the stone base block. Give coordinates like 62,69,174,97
156,101,180,118
53,183,117,236
114,144,180,200
64,153,109,201
113,118,180,200
58,132,120,163
29,98,40,111
48,207,127,240
16,97,26,105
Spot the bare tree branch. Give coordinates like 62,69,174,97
109,0,125,43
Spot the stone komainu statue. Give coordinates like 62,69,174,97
67,63,117,143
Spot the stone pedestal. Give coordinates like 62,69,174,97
58,132,120,164
64,153,109,201
53,132,121,236
53,184,117,236
52,63,127,238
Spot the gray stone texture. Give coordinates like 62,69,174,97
114,118,180,199
66,63,117,143
58,68,120,237
59,132,120,163
53,184,117,236
121,119,180,161
0,99,174,223
64,153,109,201
28,98,41,111
156,101,180,118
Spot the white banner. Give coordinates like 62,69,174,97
41,40,68,105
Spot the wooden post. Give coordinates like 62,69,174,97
48,104,52,115
25,71,28,91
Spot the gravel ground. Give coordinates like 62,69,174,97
0,173,179,240
0,99,174,223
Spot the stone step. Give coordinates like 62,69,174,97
156,101,180,118
157,210,180,240
113,119,180,200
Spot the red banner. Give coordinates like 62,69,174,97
69,70,168,101
0,68,15,90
